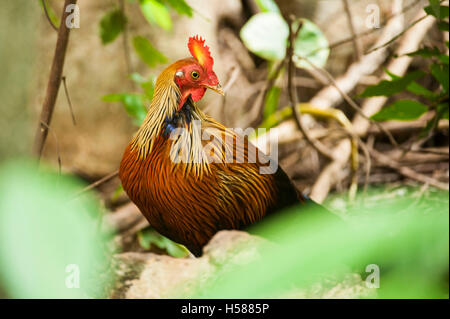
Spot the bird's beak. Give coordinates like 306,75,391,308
205,83,224,96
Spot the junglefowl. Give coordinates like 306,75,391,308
120,36,329,257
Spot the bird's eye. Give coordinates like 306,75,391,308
190,70,200,80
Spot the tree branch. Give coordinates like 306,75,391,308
33,0,77,160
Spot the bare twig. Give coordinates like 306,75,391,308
220,66,240,124
73,170,119,198
366,14,429,54
119,0,133,76
33,0,78,160
287,18,335,160
342,0,363,60
300,56,400,148
41,0,58,31
248,59,285,125
370,148,449,190
61,76,76,125
311,4,437,203
40,121,61,175
310,0,422,56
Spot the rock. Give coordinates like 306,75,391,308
110,230,373,298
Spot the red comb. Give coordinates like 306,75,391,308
188,35,214,72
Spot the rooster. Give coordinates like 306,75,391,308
120,36,328,257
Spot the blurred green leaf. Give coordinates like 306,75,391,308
0,161,112,298
437,21,449,31
99,9,127,45
132,36,167,67
385,69,439,100
430,63,449,93
130,73,156,99
164,0,193,17
194,190,449,298
263,86,281,119
406,46,442,58
407,81,438,100
138,228,189,258
240,12,289,61
371,100,428,121
360,70,425,97
139,0,172,30
254,0,280,13
424,4,449,19
293,19,330,69
39,0,60,28
437,102,449,120
103,92,147,124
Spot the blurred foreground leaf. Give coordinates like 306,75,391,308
0,161,113,298
195,190,449,298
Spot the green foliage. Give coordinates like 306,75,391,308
240,13,329,68
138,227,189,258
425,3,449,19
240,1,329,121
263,86,282,120
364,1,449,127
132,36,168,67
430,63,449,93
371,100,428,121
293,19,329,69
38,0,60,28
99,9,127,45
139,0,172,31
103,93,147,125
360,70,425,97
254,0,280,13
0,161,113,298
240,12,289,61
164,0,193,17
195,189,449,298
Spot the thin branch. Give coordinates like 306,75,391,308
287,17,335,160
249,59,285,125
40,121,61,175
311,0,422,55
370,148,449,191
119,0,133,76
366,14,428,54
73,170,119,198
61,76,76,125
342,0,363,60
220,66,240,124
41,0,58,31
33,0,78,160
300,57,400,148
